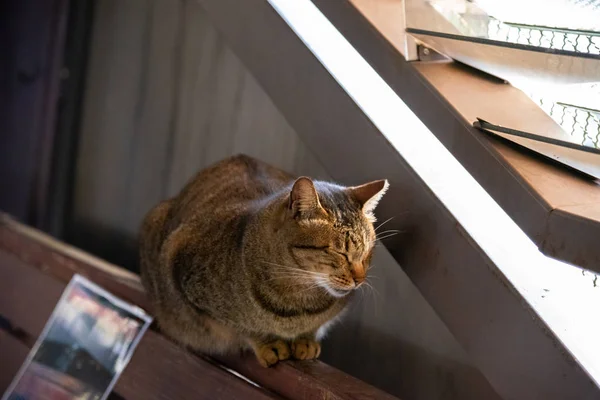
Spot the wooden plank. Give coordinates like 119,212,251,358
349,0,417,59
0,251,64,336
219,353,398,400
0,330,30,393
0,244,279,400
414,62,600,212
116,333,278,400
0,216,148,310
413,61,600,271
0,215,399,400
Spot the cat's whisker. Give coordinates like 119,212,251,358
263,268,329,281
357,282,374,308
361,280,381,317
372,232,400,243
261,261,329,276
375,229,402,238
294,280,326,294
266,268,326,275
374,216,395,232
267,270,329,280
264,273,326,284
363,281,377,311
264,274,313,282
261,261,305,270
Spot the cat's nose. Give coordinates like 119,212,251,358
351,263,365,284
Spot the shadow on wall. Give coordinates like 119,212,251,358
68,218,140,272
322,321,498,400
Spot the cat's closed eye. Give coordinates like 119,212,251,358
293,244,329,250
329,250,350,262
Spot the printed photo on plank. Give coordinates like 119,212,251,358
2,274,152,400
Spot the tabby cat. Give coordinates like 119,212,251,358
140,155,388,367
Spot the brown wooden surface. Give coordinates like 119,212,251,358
413,61,600,269
414,61,600,216
0,250,278,400
0,214,398,400
0,330,30,393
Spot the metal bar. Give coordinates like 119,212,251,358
474,118,600,155
405,27,600,60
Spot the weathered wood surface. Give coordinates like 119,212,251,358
0,214,398,400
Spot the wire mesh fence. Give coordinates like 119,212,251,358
531,94,600,148
488,18,600,55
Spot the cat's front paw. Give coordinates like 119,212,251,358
255,339,291,368
291,338,321,360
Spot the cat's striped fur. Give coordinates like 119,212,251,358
140,155,387,367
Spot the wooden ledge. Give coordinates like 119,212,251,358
314,0,600,272
0,214,398,400
413,61,600,269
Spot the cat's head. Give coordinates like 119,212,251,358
277,177,389,298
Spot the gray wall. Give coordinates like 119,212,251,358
73,1,500,399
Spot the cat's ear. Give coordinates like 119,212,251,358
348,179,389,216
289,177,322,216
